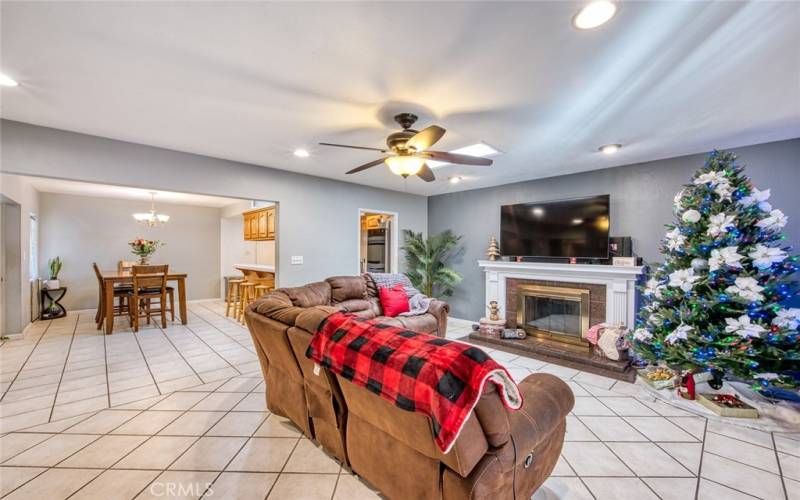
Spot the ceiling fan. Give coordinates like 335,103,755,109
319,113,493,182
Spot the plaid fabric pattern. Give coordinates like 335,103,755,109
306,311,523,453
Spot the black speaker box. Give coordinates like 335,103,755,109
609,237,633,257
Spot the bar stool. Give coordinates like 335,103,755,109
254,284,272,299
237,282,256,323
225,279,244,317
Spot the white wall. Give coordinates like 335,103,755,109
0,173,40,334
1,120,428,287
38,192,222,310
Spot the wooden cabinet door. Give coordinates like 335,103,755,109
257,210,268,238
266,208,275,240
250,215,259,239
243,213,252,239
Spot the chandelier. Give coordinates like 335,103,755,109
133,192,170,227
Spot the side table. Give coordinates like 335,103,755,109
41,287,68,320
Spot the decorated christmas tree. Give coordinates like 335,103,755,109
632,150,799,389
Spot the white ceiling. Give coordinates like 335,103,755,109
1,1,798,196
12,175,245,208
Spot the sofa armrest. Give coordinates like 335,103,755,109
427,299,450,337
511,373,574,449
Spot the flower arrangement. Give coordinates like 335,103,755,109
129,238,164,265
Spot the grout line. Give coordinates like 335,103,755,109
773,433,791,500
0,320,53,403
46,315,80,423
129,326,163,396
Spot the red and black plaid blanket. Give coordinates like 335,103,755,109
306,311,522,453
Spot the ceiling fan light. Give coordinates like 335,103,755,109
385,156,425,177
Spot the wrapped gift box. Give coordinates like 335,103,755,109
697,393,759,419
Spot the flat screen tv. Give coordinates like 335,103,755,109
500,195,610,258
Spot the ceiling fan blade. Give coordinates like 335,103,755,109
406,125,445,152
346,158,386,174
416,163,435,182
319,142,388,153
422,151,493,166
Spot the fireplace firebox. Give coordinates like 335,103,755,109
516,284,590,347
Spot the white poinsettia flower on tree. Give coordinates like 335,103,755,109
756,209,788,232
724,315,766,339
644,278,665,299
665,323,693,344
708,246,744,272
668,268,699,292
739,188,772,212
694,171,728,187
682,209,701,223
753,373,780,381
714,182,733,201
673,189,685,210
707,213,736,238
772,308,800,330
633,328,653,342
748,244,787,270
665,227,686,250
725,276,765,302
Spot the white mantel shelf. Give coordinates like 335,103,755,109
478,260,646,330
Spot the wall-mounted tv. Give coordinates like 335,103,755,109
500,195,610,258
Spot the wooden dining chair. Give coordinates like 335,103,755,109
93,262,130,330
118,260,136,273
128,264,169,332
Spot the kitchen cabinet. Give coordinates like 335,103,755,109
243,206,275,241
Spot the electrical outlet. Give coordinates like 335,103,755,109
291,256,304,265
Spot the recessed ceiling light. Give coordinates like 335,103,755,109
293,148,310,158
573,1,617,30
428,142,500,168
0,73,19,87
599,143,622,154
572,218,584,225
532,207,545,216
448,176,462,184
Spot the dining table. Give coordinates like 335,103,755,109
99,269,188,334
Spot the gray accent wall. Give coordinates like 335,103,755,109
1,120,428,288
428,139,800,320
38,192,222,310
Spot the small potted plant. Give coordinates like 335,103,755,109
129,238,164,265
46,257,63,289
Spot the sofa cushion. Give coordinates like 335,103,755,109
336,299,373,314
379,284,410,317
277,281,332,308
327,276,368,303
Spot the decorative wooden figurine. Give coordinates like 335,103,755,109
486,236,501,261
487,300,500,321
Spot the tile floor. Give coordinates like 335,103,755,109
0,302,796,499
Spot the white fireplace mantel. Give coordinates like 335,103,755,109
478,260,645,329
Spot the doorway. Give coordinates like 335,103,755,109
1,195,23,336
358,209,398,274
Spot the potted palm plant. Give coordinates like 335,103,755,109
401,230,463,298
46,257,63,289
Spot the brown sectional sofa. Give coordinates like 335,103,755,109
245,275,574,499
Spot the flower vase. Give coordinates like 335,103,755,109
138,254,151,265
